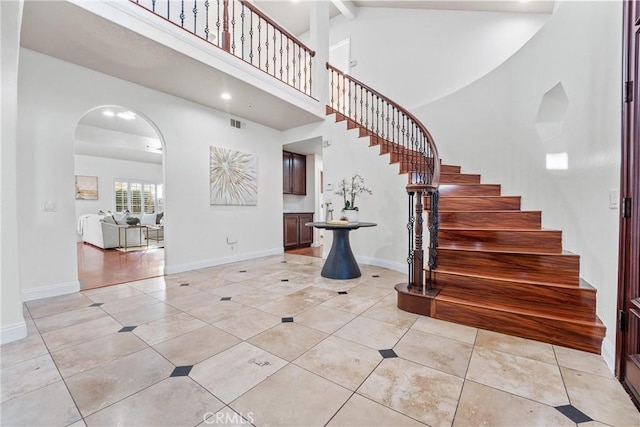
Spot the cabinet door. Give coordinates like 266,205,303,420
291,153,306,195
298,214,314,245
283,215,299,247
283,152,292,194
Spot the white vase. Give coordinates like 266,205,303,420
342,209,359,223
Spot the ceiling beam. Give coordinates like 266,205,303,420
330,0,357,20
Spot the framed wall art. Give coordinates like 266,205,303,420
209,146,258,205
75,175,98,200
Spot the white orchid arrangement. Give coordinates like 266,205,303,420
335,174,372,211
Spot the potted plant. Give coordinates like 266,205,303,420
335,174,372,223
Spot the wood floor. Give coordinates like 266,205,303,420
77,243,164,290
285,245,323,258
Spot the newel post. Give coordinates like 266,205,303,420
222,0,231,52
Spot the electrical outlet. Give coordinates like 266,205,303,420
43,201,56,212
609,189,619,209
227,236,238,244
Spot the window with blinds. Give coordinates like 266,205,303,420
114,180,163,214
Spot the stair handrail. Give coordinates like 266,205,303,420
326,63,440,188
326,62,440,291
129,0,316,97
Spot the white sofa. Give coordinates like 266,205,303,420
78,214,146,249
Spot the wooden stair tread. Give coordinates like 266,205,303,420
435,293,606,330
431,268,594,290
438,209,541,213
437,246,577,256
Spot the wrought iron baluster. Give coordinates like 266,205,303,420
303,51,308,95
407,190,415,288
192,0,197,34
427,190,439,291
204,0,210,41
308,53,312,97
216,0,220,42
152,0,156,12
359,86,364,126
279,33,283,80
264,24,269,73
248,12,253,64
341,75,346,115
231,0,236,53
335,71,340,113
272,29,277,77
240,4,245,58
286,39,290,85
297,48,302,90
330,70,335,110
180,0,185,26
167,0,170,20
257,17,262,70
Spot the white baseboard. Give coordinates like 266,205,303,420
164,247,284,275
21,280,81,302
356,256,406,274
0,320,27,345
601,337,616,374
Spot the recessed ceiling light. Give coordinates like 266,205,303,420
116,111,136,120
103,111,115,117
221,93,232,100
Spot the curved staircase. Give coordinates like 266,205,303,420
325,66,606,354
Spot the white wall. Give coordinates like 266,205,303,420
74,154,163,218
17,49,285,296
1,0,27,343
412,1,622,364
326,7,549,108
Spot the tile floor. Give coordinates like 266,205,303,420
2,254,639,427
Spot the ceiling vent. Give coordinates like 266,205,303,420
230,118,245,129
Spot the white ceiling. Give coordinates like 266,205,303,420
254,1,342,36
80,106,160,139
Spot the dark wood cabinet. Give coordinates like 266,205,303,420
283,213,314,248
283,151,306,195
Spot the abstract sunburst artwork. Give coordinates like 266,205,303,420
210,146,258,205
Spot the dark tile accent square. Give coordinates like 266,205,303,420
89,303,103,307
379,349,398,359
118,326,137,332
555,405,592,423
170,366,193,377
282,317,294,323
180,283,190,287
281,261,287,263
372,275,380,278
281,279,289,282
239,270,247,273
220,297,232,301
338,291,348,295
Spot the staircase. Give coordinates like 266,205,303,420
325,70,605,354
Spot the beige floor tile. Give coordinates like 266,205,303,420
295,305,357,334
312,276,363,292
108,302,181,326
99,294,161,315
347,284,395,301
133,312,207,345
153,325,241,366
231,290,283,308
188,300,250,324
217,269,265,282
394,329,473,378
41,316,123,351
249,322,327,361
289,286,340,304
475,329,556,364
51,332,148,378
85,377,224,426
466,347,569,407
261,281,311,296
190,277,234,293
357,358,464,427
213,308,282,340
230,364,351,426
327,393,425,427
1,354,61,402
208,282,255,297
33,306,108,334
65,348,173,417
453,380,575,427
0,324,48,369
294,335,382,391
83,284,144,303
26,292,94,319
0,380,81,426
148,285,206,302
361,300,419,328
334,316,407,350
164,291,222,312
128,276,177,293
320,294,379,315
190,342,287,403
67,419,88,427
561,367,640,426
166,270,210,283
410,316,478,344
257,296,318,317
554,345,613,377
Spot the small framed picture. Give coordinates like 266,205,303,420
75,175,98,200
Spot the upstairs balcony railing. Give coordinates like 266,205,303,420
130,0,316,97
327,63,441,292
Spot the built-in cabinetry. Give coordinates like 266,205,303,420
283,151,306,195
283,212,314,248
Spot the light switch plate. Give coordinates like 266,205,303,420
609,189,618,209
